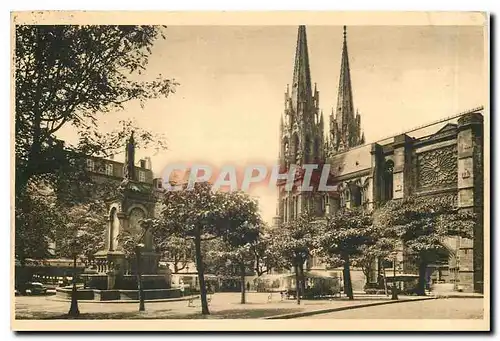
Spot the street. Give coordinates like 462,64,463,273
297,298,484,319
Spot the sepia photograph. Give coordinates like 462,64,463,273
11,11,489,331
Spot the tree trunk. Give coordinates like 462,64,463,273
240,262,246,304
194,229,209,315
294,264,301,305
298,261,306,299
173,256,179,273
416,260,427,296
382,263,389,297
343,255,354,300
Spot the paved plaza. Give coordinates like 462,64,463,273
16,292,413,319
13,292,480,320
297,298,485,319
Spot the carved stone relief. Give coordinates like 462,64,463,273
417,145,458,190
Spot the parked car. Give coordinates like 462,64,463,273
26,282,47,295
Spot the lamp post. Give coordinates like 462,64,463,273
135,243,145,312
391,252,398,301
135,221,150,312
68,240,80,317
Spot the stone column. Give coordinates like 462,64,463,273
457,112,484,293
392,134,414,200
392,135,414,276
370,143,384,208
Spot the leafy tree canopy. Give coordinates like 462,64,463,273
15,25,175,196
15,25,176,261
316,207,374,262
374,196,475,257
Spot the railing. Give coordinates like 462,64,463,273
88,258,110,274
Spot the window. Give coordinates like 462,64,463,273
138,170,146,182
105,163,114,176
86,159,94,172
351,186,362,207
322,195,329,212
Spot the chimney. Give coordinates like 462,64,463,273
140,159,146,168
145,157,152,170
153,178,163,189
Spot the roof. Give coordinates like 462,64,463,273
329,143,372,178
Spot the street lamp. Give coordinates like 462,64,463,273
68,239,80,317
391,252,398,301
135,242,145,312
135,220,150,312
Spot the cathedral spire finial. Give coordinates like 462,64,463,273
330,24,364,153
291,25,313,113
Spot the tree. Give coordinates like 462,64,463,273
55,199,108,261
153,182,263,314
15,25,174,262
15,180,65,266
316,208,373,300
156,236,195,273
206,240,253,302
351,238,395,289
220,193,261,304
269,212,318,305
15,25,174,193
252,231,284,277
375,196,475,295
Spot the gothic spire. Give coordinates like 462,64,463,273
291,25,313,113
335,25,354,132
330,26,364,153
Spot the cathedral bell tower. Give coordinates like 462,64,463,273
274,26,326,228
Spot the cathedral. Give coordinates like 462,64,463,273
273,26,484,294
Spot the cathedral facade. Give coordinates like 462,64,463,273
273,26,484,294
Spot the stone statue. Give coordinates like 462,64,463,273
123,131,136,181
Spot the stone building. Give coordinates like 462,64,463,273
273,26,484,293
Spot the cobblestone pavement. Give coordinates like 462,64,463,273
15,292,394,319
297,298,485,319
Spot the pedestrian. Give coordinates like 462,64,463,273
246,281,250,292
179,279,185,297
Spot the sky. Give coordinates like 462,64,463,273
58,25,486,224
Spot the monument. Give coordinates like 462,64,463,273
57,133,180,301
